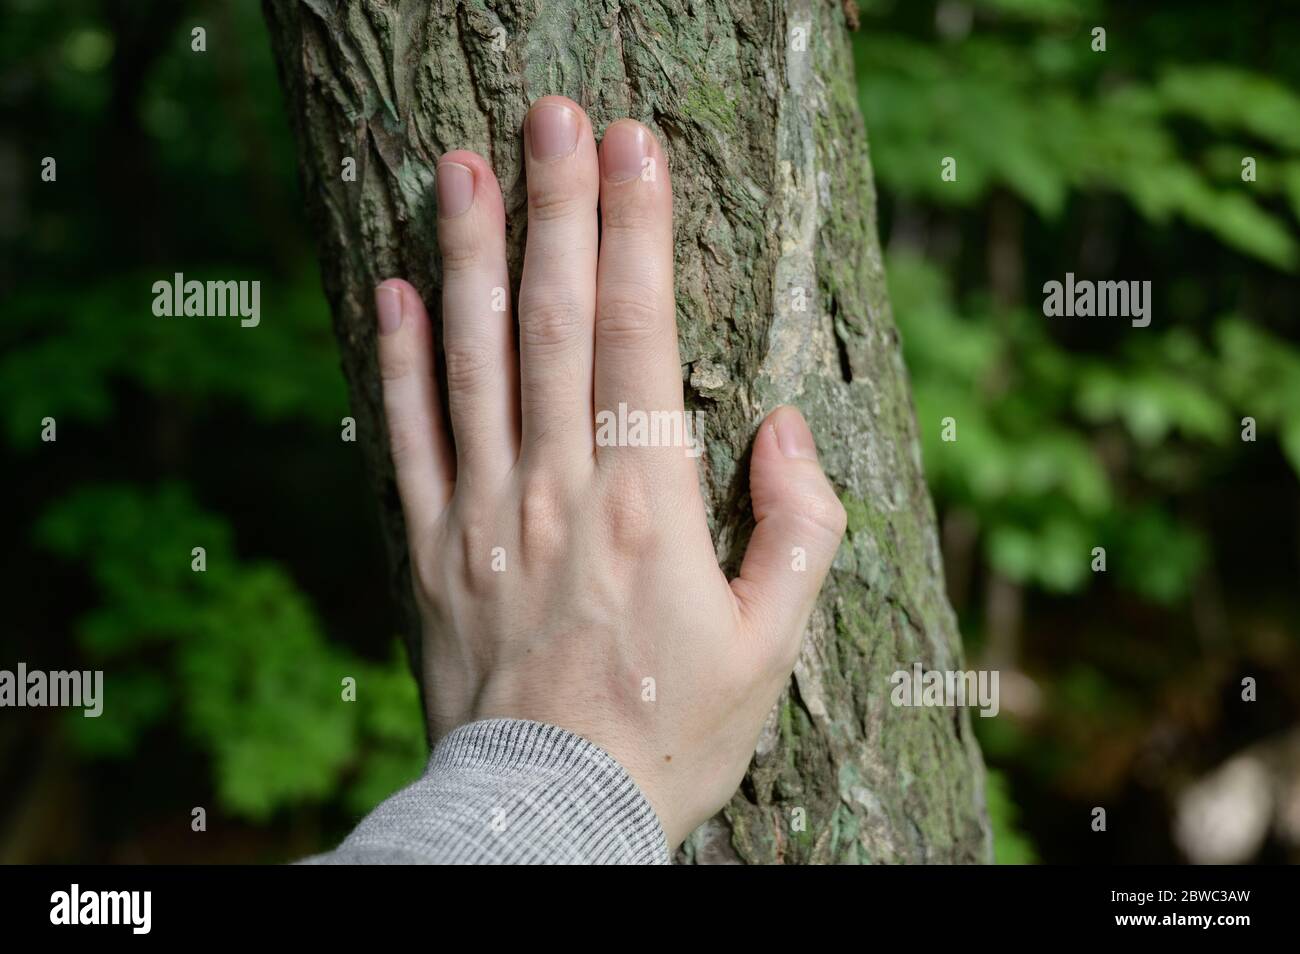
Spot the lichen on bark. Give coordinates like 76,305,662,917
263,0,991,864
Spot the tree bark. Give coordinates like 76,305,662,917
263,0,991,863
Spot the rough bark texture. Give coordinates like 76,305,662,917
263,0,991,863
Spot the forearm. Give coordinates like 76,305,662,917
301,719,670,865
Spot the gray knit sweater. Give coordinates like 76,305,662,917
303,718,670,864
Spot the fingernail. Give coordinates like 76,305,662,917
601,121,650,183
376,284,403,336
437,161,474,218
774,408,818,461
528,103,579,161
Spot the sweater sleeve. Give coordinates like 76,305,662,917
300,718,670,864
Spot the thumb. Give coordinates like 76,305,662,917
731,406,847,655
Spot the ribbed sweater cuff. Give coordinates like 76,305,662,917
309,718,670,864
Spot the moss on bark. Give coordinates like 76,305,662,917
263,0,991,864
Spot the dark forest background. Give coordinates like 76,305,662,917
1,0,1297,863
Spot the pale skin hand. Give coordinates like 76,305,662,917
374,96,847,850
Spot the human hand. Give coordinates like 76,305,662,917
373,96,846,850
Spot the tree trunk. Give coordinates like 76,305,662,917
263,0,991,864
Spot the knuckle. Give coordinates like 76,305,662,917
527,186,591,224
518,475,570,563
453,521,497,596
378,345,411,383
600,469,657,551
442,340,495,394
438,229,485,274
596,288,663,347
790,483,848,541
411,551,444,608
601,198,658,234
832,495,848,537
386,417,420,469
520,297,585,352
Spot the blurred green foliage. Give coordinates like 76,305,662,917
36,485,423,819
1,0,1297,863
886,250,1300,601
984,769,1037,864
0,0,425,860
855,0,1300,863
1,273,348,447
